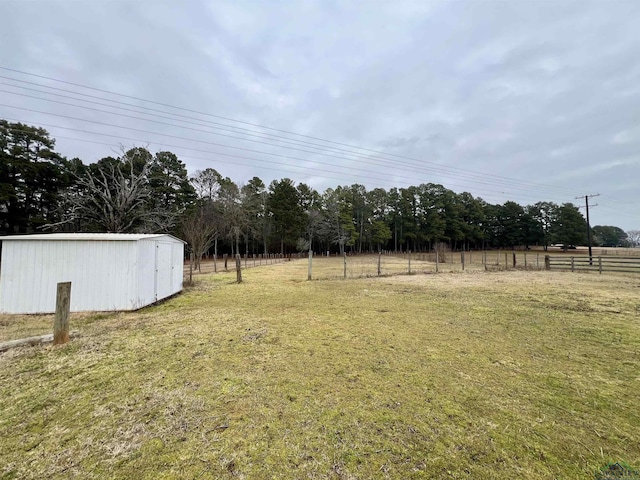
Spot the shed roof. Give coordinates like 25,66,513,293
0,233,185,243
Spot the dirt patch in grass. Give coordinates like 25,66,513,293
1,262,639,478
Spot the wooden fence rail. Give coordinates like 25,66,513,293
546,255,640,274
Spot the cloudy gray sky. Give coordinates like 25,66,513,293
1,0,639,230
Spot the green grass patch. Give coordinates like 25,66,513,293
1,260,639,478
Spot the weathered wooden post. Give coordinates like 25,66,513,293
505,251,508,268
343,252,347,280
512,251,516,268
571,256,574,272
598,256,602,274
461,251,465,271
189,252,194,285
53,282,71,346
537,253,540,268
483,250,487,271
524,252,527,268
435,249,439,273
236,254,242,283
377,251,382,276
544,255,550,271
408,250,412,274
224,254,228,271
308,249,313,281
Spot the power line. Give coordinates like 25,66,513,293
3,120,561,204
0,86,584,198
0,66,586,197
0,105,576,203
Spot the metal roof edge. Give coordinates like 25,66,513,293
0,233,187,243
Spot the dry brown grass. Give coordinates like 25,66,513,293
1,260,639,478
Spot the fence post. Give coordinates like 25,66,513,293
505,251,508,268
343,252,347,280
435,249,439,273
537,253,539,268
236,254,242,283
512,251,516,268
408,250,412,274
497,249,500,266
524,252,527,268
571,256,574,272
189,252,194,285
461,251,465,271
545,255,550,270
483,250,487,271
378,252,381,276
598,256,602,274
53,282,71,346
308,249,313,281
224,254,228,271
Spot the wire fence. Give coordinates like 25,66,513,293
184,249,640,284
293,250,547,281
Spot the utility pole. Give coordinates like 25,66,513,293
576,193,599,263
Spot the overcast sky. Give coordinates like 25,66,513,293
1,0,639,230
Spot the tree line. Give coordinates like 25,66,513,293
2,120,637,259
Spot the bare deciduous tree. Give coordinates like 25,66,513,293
180,202,221,272
627,230,640,247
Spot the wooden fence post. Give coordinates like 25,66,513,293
408,250,412,274
189,252,194,285
483,250,487,271
545,255,550,270
571,257,574,272
435,249,439,273
505,251,508,268
378,252,382,276
343,252,347,280
512,251,516,268
236,254,242,283
224,254,228,271
308,249,313,281
461,251,465,271
537,253,539,268
598,256,602,274
524,252,527,268
53,282,71,346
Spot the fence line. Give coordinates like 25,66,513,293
185,250,640,283
546,255,640,274
184,253,288,280
300,250,547,281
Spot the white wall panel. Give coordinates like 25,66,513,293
0,234,185,313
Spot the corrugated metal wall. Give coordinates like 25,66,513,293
0,236,184,314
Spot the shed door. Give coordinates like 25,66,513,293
155,242,173,301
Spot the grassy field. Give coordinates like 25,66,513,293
1,258,639,479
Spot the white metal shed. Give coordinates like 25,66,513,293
0,233,185,314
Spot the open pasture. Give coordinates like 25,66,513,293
1,260,639,479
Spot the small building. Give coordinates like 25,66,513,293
0,233,185,314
